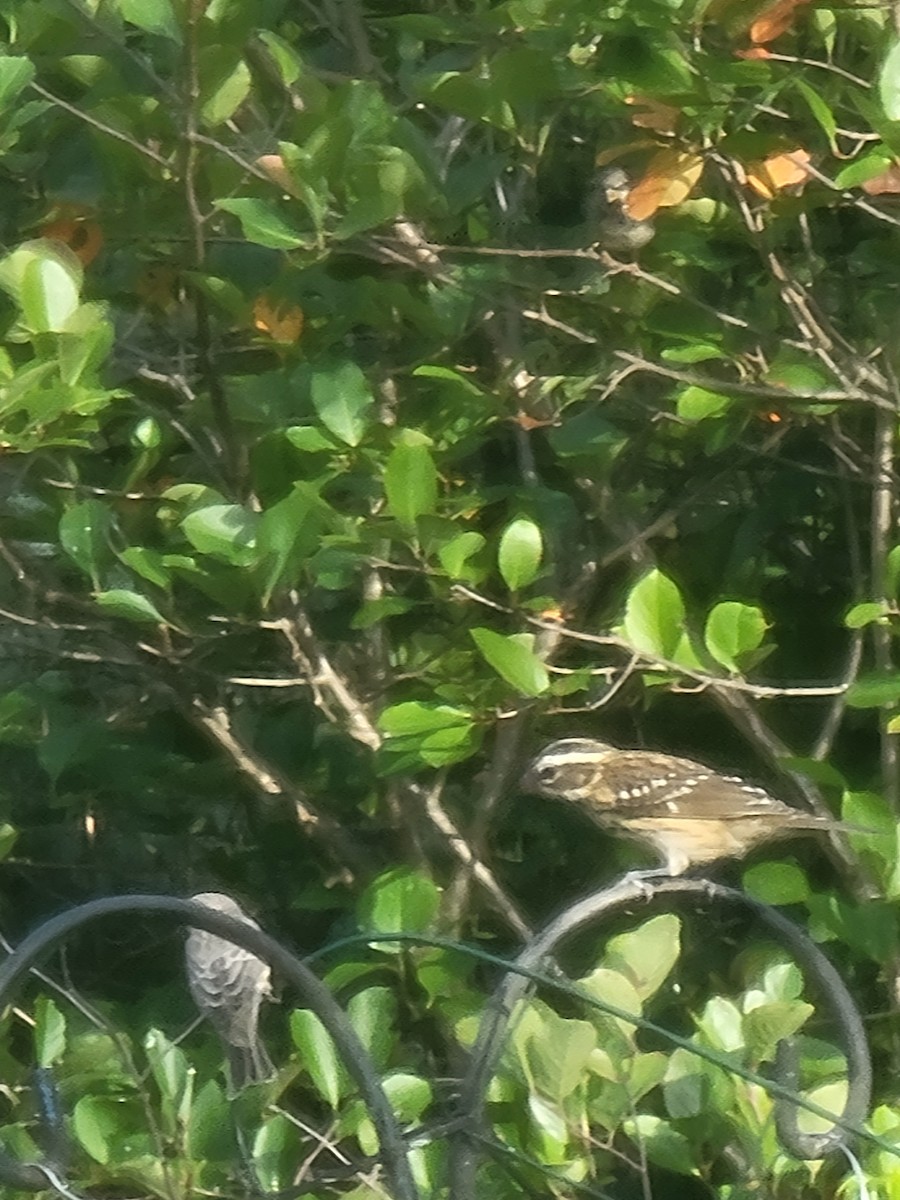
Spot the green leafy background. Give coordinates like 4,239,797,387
0,0,898,1195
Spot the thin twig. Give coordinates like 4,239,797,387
190,700,366,879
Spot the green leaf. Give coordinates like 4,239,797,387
60,500,114,586
310,360,374,446
438,530,486,579
358,867,440,942
116,0,181,40
663,1048,705,1119
742,861,810,905
347,987,397,1072
144,1028,191,1130
578,968,643,1042
384,432,438,526
181,504,259,566
622,569,687,661
251,1114,292,1192
379,701,473,736
382,1073,433,1124
94,589,165,624
498,517,542,591
289,1010,344,1108
846,672,900,708
34,997,66,1067
377,701,479,769
834,151,894,190
844,602,888,629
887,545,900,596
351,596,413,628
704,601,768,672
676,385,732,421
792,78,837,151
0,240,83,333
880,39,900,122
284,425,337,453
512,1003,598,1101
73,1096,119,1164
470,627,549,696
0,823,18,860
256,31,304,86
603,914,681,1004
201,52,251,127
120,547,171,591
214,199,310,249
743,1000,814,1063
256,483,333,605
412,364,487,397
622,1114,696,1175
0,58,35,113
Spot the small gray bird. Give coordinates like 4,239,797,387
586,166,655,254
185,892,274,1091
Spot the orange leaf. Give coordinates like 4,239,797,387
135,264,178,310
625,94,679,135
625,151,705,221
745,148,811,198
861,163,900,195
513,411,556,431
256,154,300,197
252,295,304,343
735,47,772,59
750,0,812,44
40,208,103,265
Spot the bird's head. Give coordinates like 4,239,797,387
521,738,614,801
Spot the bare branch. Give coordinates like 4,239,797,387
190,700,366,880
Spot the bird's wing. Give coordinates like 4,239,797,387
601,752,807,822
186,927,270,1045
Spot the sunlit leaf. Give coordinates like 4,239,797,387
750,0,812,45
384,432,438,526
626,151,704,221
745,149,811,199
498,517,542,591
470,627,549,696
94,589,165,624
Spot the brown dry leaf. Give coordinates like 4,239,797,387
256,154,300,196
735,46,772,59
253,295,304,343
625,95,679,135
513,411,557,431
750,0,812,44
135,264,178,311
626,151,705,221
861,163,900,195
745,148,811,198
40,207,103,265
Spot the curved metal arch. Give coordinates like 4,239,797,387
450,876,872,1198
0,895,420,1200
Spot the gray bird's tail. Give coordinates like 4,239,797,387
227,1036,275,1092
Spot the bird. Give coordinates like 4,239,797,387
184,892,275,1091
521,738,866,877
585,166,655,254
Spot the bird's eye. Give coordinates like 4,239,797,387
536,765,557,784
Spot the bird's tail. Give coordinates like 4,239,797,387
227,1037,275,1093
791,814,880,836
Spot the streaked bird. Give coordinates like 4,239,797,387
185,892,274,1091
522,738,866,876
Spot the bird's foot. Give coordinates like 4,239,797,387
622,868,670,901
